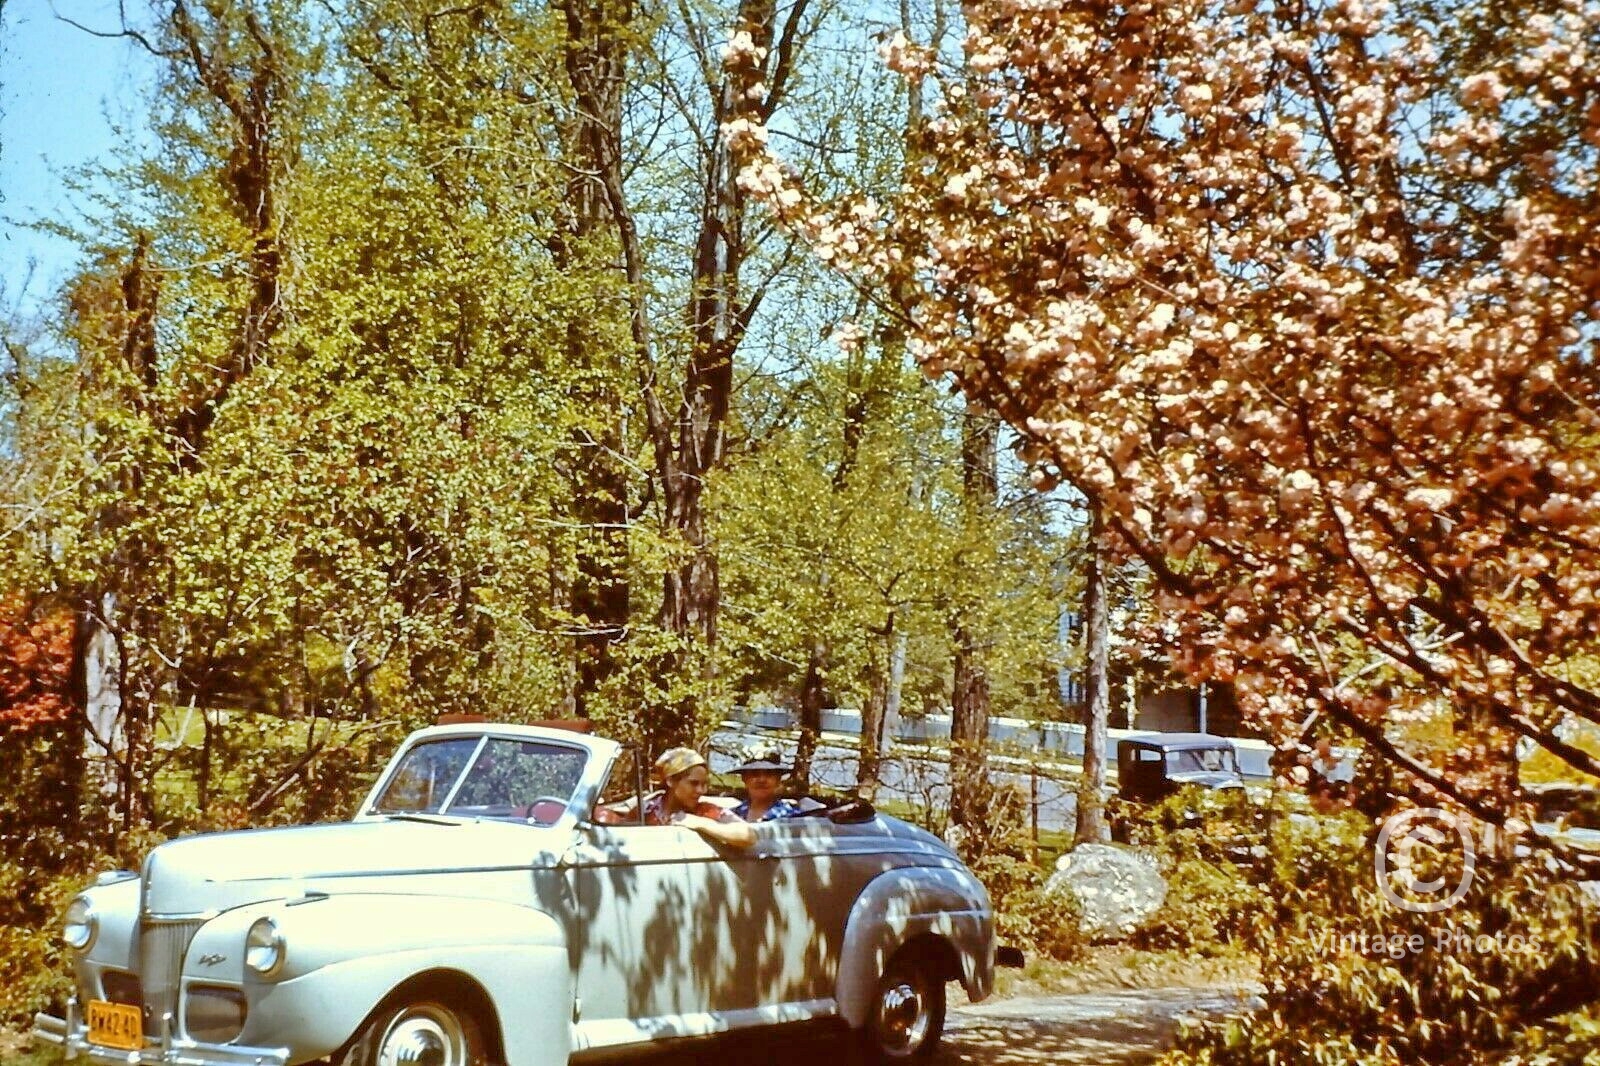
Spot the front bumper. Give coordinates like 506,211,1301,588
34,998,288,1066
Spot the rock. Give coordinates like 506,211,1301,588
1046,843,1167,940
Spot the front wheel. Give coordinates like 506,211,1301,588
342,999,487,1066
859,947,947,1063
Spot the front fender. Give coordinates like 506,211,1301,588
834,865,995,1029
186,895,570,1066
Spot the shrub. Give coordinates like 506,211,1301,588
977,851,1087,962
1112,786,1271,957
1126,786,1269,863
1133,855,1266,957
950,780,1087,961
0,865,97,1029
1500,1001,1600,1064
1159,812,1600,1065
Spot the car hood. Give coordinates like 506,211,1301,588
1169,771,1245,790
142,818,567,916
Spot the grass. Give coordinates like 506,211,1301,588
0,1030,60,1066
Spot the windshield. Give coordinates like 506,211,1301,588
372,736,589,824
1168,746,1238,774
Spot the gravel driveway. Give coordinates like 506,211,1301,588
939,987,1256,1064
638,985,1256,1066
6,985,1255,1066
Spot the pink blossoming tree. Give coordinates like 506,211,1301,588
726,0,1600,849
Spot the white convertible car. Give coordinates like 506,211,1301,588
35,722,998,1066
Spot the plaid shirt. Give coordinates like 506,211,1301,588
731,797,802,822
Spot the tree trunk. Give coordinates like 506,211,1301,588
885,627,907,744
949,404,998,830
74,592,123,801
643,0,801,751
1075,505,1112,845
554,0,634,718
794,630,826,786
856,612,900,801
949,628,992,829
166,0,286,462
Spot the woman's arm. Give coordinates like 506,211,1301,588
672,811,758,849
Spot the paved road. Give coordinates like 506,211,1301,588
634,986,1254,1065
710,729,1084,832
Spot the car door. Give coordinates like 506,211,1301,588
561,824,703,1049
674,821,825,1015
681,816,902,1017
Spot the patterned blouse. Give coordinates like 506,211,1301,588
641,793,740,826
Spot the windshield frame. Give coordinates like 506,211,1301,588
357,725,618,831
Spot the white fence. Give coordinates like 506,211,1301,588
729,706,1277,779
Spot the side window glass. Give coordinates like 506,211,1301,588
592,748,646,825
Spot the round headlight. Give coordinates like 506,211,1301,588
244,917,285,976
63,896,97,952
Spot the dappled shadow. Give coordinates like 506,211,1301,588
536,796,956,1053
569,987,1252,1066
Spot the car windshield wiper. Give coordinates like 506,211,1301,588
376,812,460,825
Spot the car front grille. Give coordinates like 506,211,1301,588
101,969,143,1008
139,918,204,1034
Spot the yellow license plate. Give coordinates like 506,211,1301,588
87,999,143,1051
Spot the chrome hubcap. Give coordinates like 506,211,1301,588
377,1006,467,1066
878,978,930,1054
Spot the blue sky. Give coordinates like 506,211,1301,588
2,0,154,316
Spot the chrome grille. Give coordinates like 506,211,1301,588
139,918,204,1032
101,969,142,1008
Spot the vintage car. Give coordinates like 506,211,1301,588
1115,732,1245,804
34,721,997,1066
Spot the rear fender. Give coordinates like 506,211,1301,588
834,866,995,1028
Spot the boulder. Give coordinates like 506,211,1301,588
1046,843,1167,940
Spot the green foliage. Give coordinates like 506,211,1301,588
1111,788,1270,957
1160,812,1600,1065
1118,786,1268,862
0,737,158,1030
714,353,1076,723
0,866,90,1030
1002,871,1089,964
946,782,1087,962
1134,856,1266,958
1499,1001,1600,1064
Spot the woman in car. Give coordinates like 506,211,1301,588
730,750,802,822
644,747,757,848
